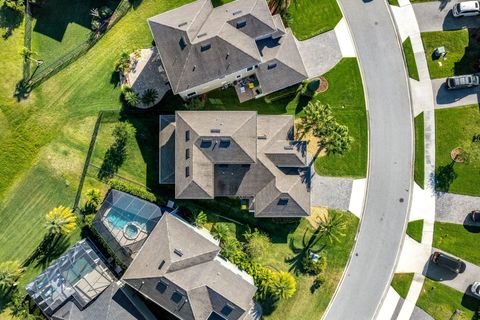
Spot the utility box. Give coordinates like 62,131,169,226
434,46,447,59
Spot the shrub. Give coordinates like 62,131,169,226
244,229,271,262
307,79,321,92
0,261,25,290
124,91,139,107
271,271,296,299
184,97,205,110
212,223,231,241
114,51,131,73
84,213,95,229
4,0,24,12
91,19,102,31
312,273,326,290
192,211,208,227
108,179,156,202
84,188,101,213
220,236,243,259
141,88,159,107
303,254,327,275
99,6,113,18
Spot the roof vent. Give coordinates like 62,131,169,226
201,43,211,52
278,198,289,205
178,22,187,27
210,128,221,133
284,145,294,150
232,10,242,15
174,249,183,257
257,135,267,140
197,32,207,38
236,20,246,29
158,260,165,270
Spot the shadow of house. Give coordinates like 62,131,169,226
435,81,480,105
453,28,480,76
442,9,480,31
31,0,118,42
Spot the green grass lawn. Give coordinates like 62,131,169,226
417,278,479,320
391,273,414,299
287,0,342,41
403,37,419,81
435,105,480,196
433,221,480,266
198,209,359,319
31,0,120,70
407,220,423,243
313,58,368,178
415,112,425,188
421,29,480,79
388,0,400,6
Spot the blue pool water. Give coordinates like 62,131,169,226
106,208,147,232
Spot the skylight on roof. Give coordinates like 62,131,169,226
232,10,242,15
174,248,183,257
236,20,246,29
210,128,221,133
179,37,187,50
178,22,187,27
201,43,211,52
197,32,207,38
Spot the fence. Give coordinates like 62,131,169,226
27,0,132,88
23,0,33,79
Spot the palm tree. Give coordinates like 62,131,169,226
85,188,101,211
124,91,139,107
212,223,230,241
271,271,296,299
268,0,294,14
0,261,25,290
191,211,207,227
45,206,77,236
90,8,100,19
141,88,158,107
316,212,346,244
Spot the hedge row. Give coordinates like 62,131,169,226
108,178,156,202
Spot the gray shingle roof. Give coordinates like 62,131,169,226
122,212,256,320
147,0,307,94
160,111,311,217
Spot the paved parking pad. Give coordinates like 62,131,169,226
413,0,480,32
310,175,353,211
432,78,480,108
436,192,480,225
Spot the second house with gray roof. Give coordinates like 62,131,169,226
160,111,311,218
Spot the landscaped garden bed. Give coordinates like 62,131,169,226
435,105,480,196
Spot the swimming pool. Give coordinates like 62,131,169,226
106,208,147,236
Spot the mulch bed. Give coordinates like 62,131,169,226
316,76,329,93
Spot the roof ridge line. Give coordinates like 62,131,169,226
230,111,257,162
188,0,213,41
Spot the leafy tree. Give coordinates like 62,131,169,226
45,206,77,236
8,292,35,319
192,211,208,227
0,261,24,290
124,91,139,107
212,223,230,242
84,188,101,213
316,211,346,244
302,253,327,275
244,229,271,262
141,88,159,107
4,0,24,12
299,101,352,155
271,271,296,299
99,6,113,18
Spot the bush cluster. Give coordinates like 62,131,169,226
108,179,157,203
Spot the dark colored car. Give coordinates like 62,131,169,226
446,74,480,89
431,252,466,273
471,210,480,222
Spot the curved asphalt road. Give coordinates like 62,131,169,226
323,1,413,319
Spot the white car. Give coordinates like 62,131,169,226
471,282,480,298
452,1,480,17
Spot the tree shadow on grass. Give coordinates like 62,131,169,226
435,161,457,194
286,228,326,275
259,296,279,317
0,4,23,39
24,234,70,269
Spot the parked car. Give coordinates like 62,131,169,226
452,1,480,17
471,282,480,298
431,252,466,273
446,74,480,89
471,210,480,222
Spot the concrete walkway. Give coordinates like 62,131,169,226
413,0,480,32
436,192,480,225
432,78,480,109
410,306,434,320
334,18,356,58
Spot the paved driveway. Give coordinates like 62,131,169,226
436,192,480,225
424,249,480,296
310,175,353,211
297,30,342,78
413,0,480,32
432,78,480,108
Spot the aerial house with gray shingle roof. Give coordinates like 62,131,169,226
147,0,308,101
159,111,311,218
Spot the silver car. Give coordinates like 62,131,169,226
453,1,480,17
446,74,480,89
471,282,480,298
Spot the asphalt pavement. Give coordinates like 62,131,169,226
413,0,480,32
431,78,480,108
322,0,413,319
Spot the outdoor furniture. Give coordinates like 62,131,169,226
248,83,254,89
240,87,246,93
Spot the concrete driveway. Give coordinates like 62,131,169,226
432,78,480,108
310,175,353,211
424,249,480,297
297,30,342,79
436,192,480,225
413,0,480,32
